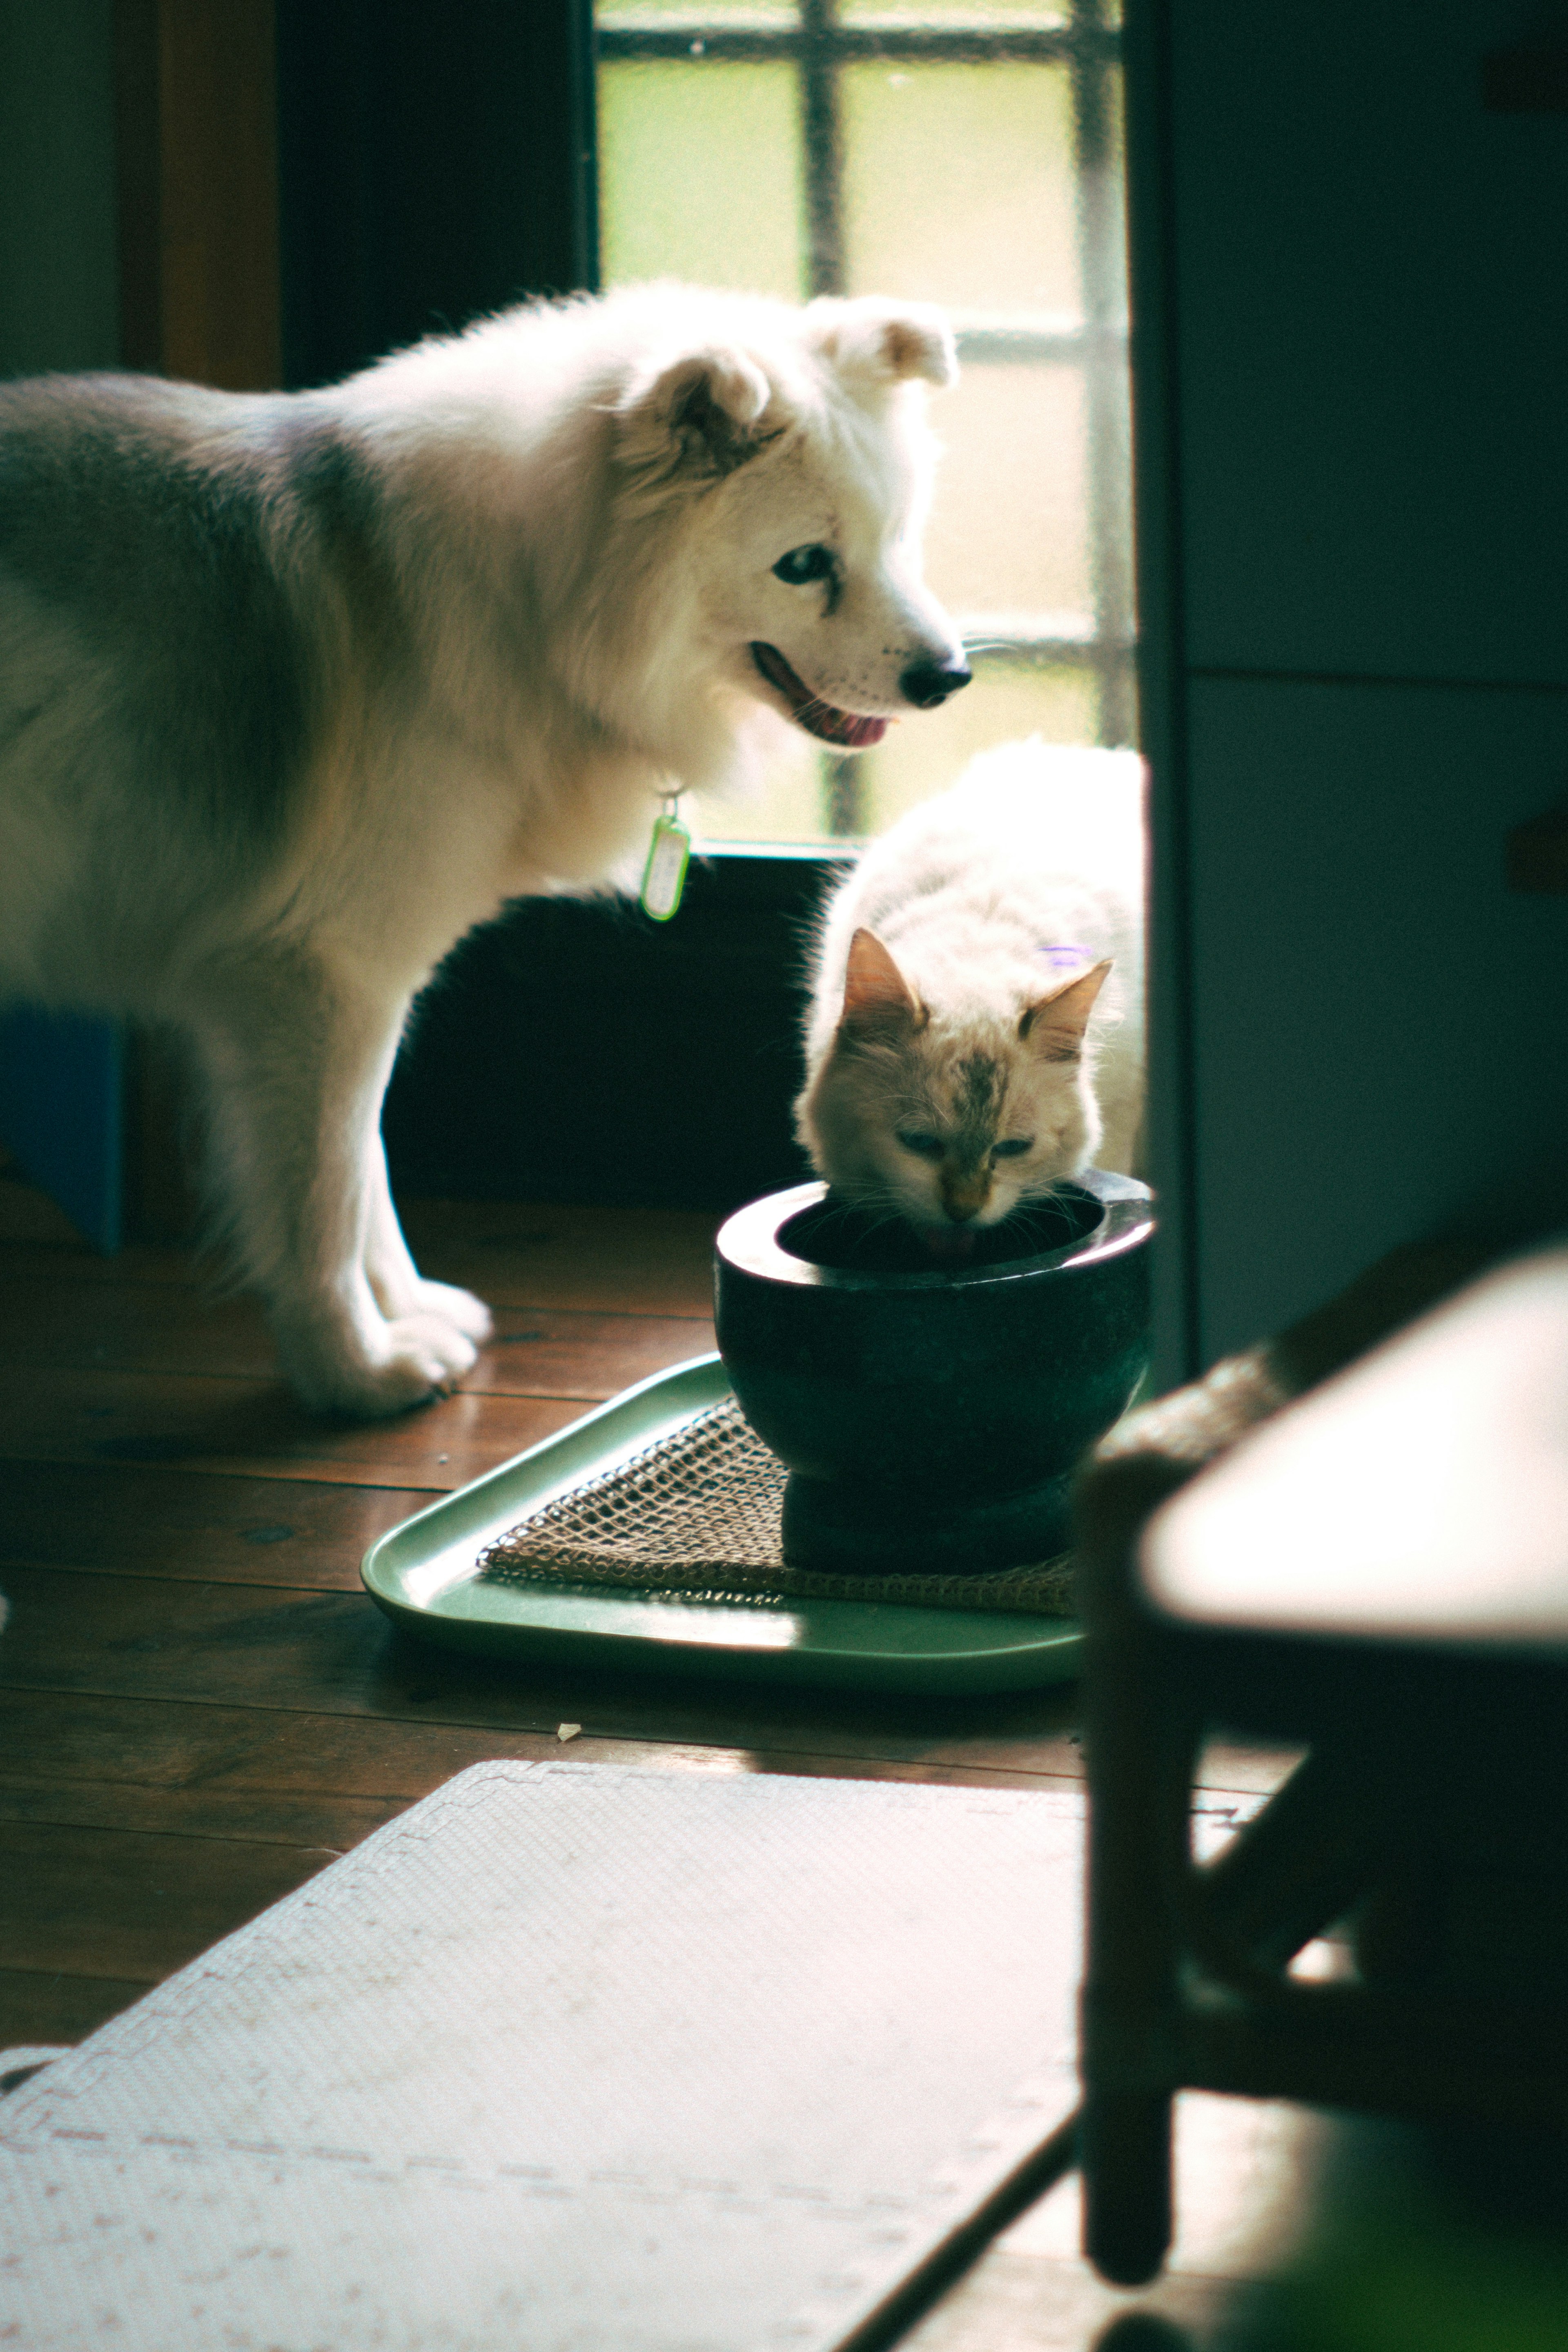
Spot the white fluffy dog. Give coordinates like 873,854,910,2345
0,285,969,1415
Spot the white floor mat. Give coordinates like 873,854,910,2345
0,1761,1084,2351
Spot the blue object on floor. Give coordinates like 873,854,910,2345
0,1006,125,1252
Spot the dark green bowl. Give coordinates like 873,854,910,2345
714,1169,1154,1575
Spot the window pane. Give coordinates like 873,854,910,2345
922,363,1089,621
858,662,1101,833
690,733,822,843
840,2,1067,25
692,664,1100,841
599,3,799,25
840,61,1079,318
598,61,805,298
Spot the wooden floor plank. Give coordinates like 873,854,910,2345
0,1967,155,2048
1004,2095,1330,2284
901,2096,1339,2348
0,1690,1109,1822
0,1564,1292,1807
0,1278,713,1396
399,1197,720,1316
471,1309,715,1394
0,1234,193,1289
0,1589,1285,1820
0,1779,404,1852
0,1564,1092,1777
0,1744,1107,1848
0,1688,594,1798
898,2248,1233,2352
0,1195,719,1302
0,1689,543,1798
0,1464,424,1587
0,1820,335,1981
0,1280,305,1381
0,1367,582,1489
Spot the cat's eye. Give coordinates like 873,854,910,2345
992,1138,1034,1159
895,1130,945,1159
772,543,836,586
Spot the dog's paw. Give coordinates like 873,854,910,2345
379,1311,481,1402
282,1314,479,1420
400,1278,493,1343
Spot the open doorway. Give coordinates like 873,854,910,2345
384,0,1142,1220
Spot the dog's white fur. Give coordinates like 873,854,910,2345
0,285,965,1414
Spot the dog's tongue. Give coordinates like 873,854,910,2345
751,644,890,750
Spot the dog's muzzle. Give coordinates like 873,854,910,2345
899,657,973,710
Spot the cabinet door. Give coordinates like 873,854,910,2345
1129,1,1568,1380
1172,0,1568,690
1186,677,1568,1362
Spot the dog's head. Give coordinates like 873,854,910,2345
612,294,971,753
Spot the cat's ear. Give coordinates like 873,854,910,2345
840,929,922,1037
1019,960,1111,1062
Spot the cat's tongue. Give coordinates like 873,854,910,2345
750,644,890,750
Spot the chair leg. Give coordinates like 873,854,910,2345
1080,1612,1192,2286
1080,2087,1175,2287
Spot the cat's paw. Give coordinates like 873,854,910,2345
280,1313,479,1419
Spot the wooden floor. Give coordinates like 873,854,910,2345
2,1167,1543,2349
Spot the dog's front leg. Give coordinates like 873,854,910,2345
363,1133,493,1343
193,954,484,1418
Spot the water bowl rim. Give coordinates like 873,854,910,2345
715,1168,1154,1296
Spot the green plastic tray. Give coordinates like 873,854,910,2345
361,1354,1082,1694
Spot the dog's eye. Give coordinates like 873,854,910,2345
992,1138,1035,1160
896,1130,944,1160
772,544,836,586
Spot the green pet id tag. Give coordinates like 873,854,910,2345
640,797,691,922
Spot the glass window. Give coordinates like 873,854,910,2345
595,0,1132,842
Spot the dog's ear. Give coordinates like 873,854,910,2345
806,298,958,391
616,345,780,481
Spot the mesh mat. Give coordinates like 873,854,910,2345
479,1396,1076,1618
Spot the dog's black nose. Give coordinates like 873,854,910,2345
899,657,973,710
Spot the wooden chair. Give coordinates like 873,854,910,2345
1074,1238,1568,2286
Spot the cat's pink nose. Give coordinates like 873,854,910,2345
940,1176,989,1223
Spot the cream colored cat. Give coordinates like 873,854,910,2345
796,740,1145,1245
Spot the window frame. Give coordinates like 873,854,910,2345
277,1,1140,1226
597,0,1136,828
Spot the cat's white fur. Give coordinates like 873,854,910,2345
797,740,1145,1239
0,283,966,1416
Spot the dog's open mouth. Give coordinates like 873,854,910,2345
750,644,891,750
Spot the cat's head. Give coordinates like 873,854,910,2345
796,928,1111,1247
